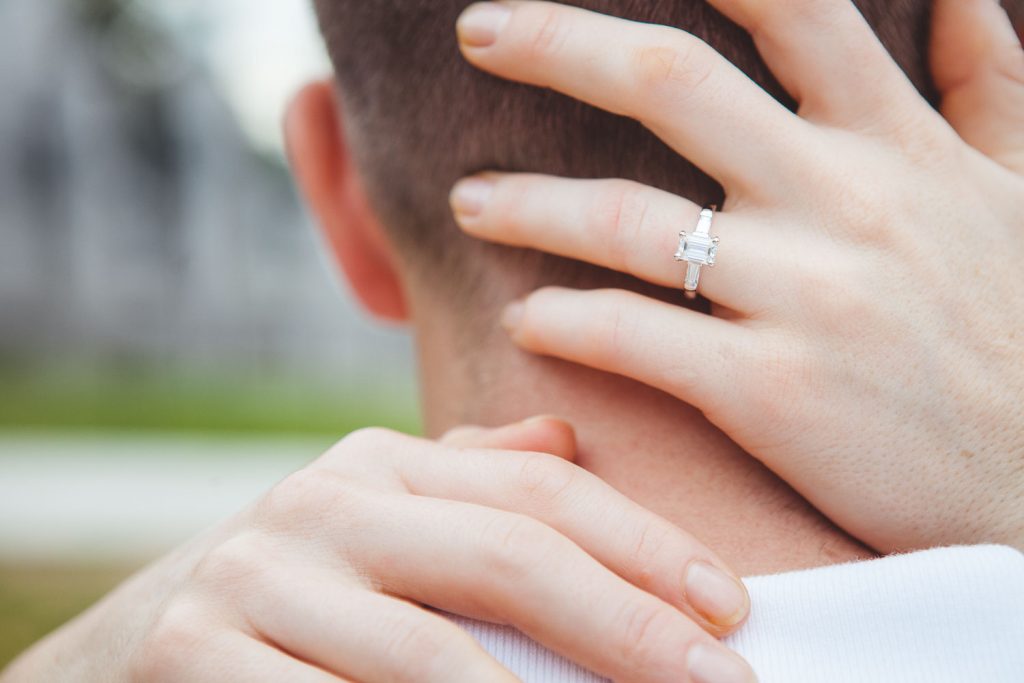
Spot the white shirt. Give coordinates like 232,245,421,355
450,545,1024,682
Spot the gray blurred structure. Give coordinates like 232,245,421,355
0,0,414,390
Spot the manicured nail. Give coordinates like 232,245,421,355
501,300,525,334
684,561,749,627
688,644,757,683
450,177,494,218
457,2,512,48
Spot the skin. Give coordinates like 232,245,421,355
282,77,872,576
7,1,1019,681
451,0,1024,553
1,420,756,682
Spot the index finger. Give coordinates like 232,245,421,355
456,0,809,195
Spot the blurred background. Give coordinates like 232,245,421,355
8,0,1021,671
0,0,419,666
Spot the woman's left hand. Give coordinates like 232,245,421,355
450,0,1024,552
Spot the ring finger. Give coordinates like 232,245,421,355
451,173,785,314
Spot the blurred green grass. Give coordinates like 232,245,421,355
0,364,421,668
0,564,138,670
0,367,421,437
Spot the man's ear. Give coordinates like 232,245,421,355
285,80,408,322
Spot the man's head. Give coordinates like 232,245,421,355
288,0,932,325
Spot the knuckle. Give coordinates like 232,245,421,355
130,600,207,682
595,290,639,368
478,513,558,583
192,532,271,589
332,426,403,458
514,453,581,509
593,182,652,275
624,522,673,590
815,164,910,249
318,427,413,484
615,598,678,667
383,617,455,683
889,111,957,166
631,33,715,96
522,5,570,61
255,467,350,532
796,257,878,334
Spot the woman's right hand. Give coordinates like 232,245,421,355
2,419,754,683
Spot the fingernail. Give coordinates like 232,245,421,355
501,300,525,334
688,644,757,683
457,2,512,48
450,177,494,218
684,561,749,627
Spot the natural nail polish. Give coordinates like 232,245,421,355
450,177,494,218
684,561,750,627
687,643,758,683
457,2,512,48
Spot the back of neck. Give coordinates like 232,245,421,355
418,331,873,576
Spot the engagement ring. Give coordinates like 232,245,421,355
674,206,719,299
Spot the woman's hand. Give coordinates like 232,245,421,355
2,420,754,683
452,0,1024,552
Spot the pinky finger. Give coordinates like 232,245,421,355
501,287,757,419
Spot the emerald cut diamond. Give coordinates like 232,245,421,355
676,231,717,266
675,207,719,296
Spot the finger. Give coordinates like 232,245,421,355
500,287,758,421
246,570,518,683
440,416,578,461
346,492,754,683
451,173,782,314
931,0,1024,172
146,630,347,683
332,430,750,636
456,0,808,194
707,0,931,127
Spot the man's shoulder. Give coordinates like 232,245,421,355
729,545,1024,682
450,545,1024,683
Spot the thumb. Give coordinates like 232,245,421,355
931,0,1024,173
440,416,578,461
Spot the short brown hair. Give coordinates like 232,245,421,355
314,0,934,307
